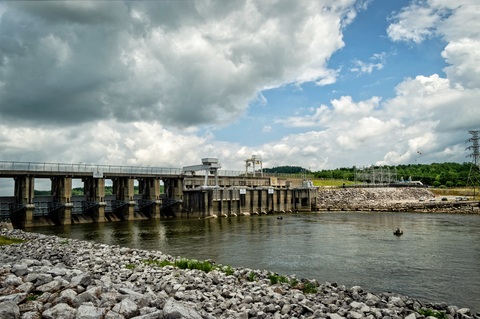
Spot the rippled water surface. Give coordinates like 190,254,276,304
30,212,480,311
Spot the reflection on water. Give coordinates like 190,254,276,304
30,212,480,311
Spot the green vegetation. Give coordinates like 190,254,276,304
141,258,235,275
302,281,318,294
263,166,310,174
248,271,258,282
26,293,42,302
289,278,299,287
313,162,479,187
125,263,136,270
223,265,235,276
415,309,448,319
313,180,355,187
278,276,289,284
0,236,25,247
268,272,279,285
60,240,69,245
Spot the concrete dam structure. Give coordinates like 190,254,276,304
0,160,317,228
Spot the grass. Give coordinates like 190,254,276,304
26,293,42,302
248,272,258,282
142,257,237,275
60,240,69,245
314,180,355,187
0,236,25,247
302,282,318,294
268,272,278,285
125,263,136,270
415,309,448,319
223,265,235,276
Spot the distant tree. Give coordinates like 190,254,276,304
263,166,309,174
445,181,454,187
432,181,441,187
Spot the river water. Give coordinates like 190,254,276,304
29,212,480,312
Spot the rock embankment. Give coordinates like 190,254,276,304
317,188,433,208
0,229,477,319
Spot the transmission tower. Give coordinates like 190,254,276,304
466,130,480,166
465,130,480,198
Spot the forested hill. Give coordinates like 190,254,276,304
263,166,310,174
313,162,476,187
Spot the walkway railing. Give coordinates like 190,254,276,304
0,160,314,179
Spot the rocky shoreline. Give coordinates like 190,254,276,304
316,188,479,214
0,229,477,319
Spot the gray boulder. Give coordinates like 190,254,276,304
42,303,77,319
111,298,139,318
76,305,106,319
0,301,20,319
11,264,28,277
163,299,203,319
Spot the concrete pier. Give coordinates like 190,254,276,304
181,187,317,218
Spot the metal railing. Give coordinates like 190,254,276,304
0,160,314,179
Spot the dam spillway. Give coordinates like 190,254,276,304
0,160,316,228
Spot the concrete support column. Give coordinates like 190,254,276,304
14,176,34,205
286,190,292,211
203,191,209,217
220,189,224,216
22,204,35,228
252,189,259,213
51,177,73,225
279,190,285,212
208,190,214,216
273,190,278,212
84,177,106,223
14,176,35,228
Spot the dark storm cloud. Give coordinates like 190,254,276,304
0,0,352,128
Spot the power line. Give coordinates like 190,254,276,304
465,130,480,167
465,130,480,198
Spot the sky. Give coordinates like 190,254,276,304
0,0,479,184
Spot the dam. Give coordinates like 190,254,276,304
0,158,317,228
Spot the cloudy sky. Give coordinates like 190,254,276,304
0,0,479,177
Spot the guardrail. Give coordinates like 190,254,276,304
0,160,315,179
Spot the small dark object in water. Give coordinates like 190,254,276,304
393,230,403,235
277,217,283,220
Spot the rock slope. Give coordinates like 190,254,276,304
0,229,477,319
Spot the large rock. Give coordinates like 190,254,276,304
111,298,139,318
163,299,203,319
42,303,77,319
0,301,20,319
11,264,28,277
76,305,106,319
70,273,92,287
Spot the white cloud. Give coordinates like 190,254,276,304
350,52,386,75
261,125,272,133
442,38,480,89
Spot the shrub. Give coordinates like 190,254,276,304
248,272,257,282
223,266,235,276
289,278,299,287
278,276,289,284
268,272,278,285
445,181,454,187
302,282,318,294
432,181,441,187
415,309,447,319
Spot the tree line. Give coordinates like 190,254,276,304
312,162,477,187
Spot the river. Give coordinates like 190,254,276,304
29,212,480,312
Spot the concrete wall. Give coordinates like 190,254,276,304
181,188,317,218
